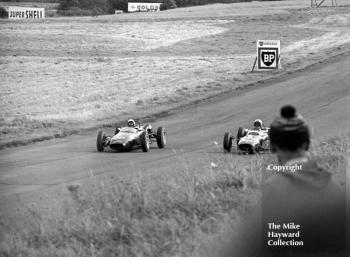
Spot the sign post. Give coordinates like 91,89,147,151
255,40,281,71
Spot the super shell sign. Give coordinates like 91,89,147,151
257,40,281,70
8,6,45,19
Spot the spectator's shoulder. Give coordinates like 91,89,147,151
262,172,291,197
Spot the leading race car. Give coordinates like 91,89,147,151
96,123,166,152
223,121,270,154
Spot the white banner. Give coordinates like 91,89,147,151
8,6,45,20
256,40,281,70
128,2,161,13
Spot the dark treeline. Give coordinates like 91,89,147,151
58,0,175,15
0,0,281,17
1,0,58,2
57,0,279,16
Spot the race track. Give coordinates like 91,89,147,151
0,54,350,213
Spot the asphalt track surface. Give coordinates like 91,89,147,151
0,54,350,213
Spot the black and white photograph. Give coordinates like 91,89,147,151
0,0,349,256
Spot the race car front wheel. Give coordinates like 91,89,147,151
236,127,246,145
237,127,246,139
96,130,106,152
140,131,150,152
223,132,232,152
156,127,166,148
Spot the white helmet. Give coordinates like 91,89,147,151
127,119,135,127
254,119,263,128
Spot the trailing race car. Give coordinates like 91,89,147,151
223,127,270,154
96,123,166,152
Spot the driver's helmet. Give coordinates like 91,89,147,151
253,119,263,129
127,119,136,127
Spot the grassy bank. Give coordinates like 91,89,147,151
0,133,348,257
1,4,350,148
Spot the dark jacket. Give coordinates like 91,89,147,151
227,159,347,257
261,159,346,256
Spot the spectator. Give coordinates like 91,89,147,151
262,105,346,256
225,105,346,257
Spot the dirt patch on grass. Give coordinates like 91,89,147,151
0,3,350,148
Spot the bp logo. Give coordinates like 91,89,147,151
258,48,278,69
261,50,276,67
256,40,280,70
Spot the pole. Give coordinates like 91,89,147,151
251,57,257,72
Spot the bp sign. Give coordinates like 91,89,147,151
257,40,280,70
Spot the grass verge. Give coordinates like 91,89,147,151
0,133,348,257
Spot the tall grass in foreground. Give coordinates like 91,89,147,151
0,134,348,257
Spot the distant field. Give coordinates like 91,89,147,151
0,0,350,147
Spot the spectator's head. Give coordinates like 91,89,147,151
269,105,310,153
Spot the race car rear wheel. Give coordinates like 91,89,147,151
140,131,150,152
96,130,106,152
156,126,166,148
262,140,270,151
223,132,232,152
249,146,257,155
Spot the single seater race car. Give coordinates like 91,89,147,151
223,127,270,154
96,124,166,152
